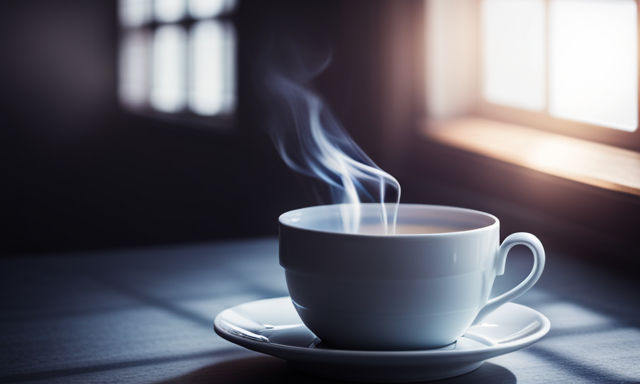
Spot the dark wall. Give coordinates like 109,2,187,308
3,0,370,255
5,0,637,268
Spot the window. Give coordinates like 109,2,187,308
425,0,640,195
479,0,638,135
119,0,237,126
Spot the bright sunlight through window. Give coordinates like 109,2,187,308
481,0,638,132
482,0,545,112
119,0,237,120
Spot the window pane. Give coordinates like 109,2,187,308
119,0,152,27
119,30,150,108
155,0,186,23
549,0,638,132
481,0,546,111
189,20,236,116
151,25,187,113
188,0,236,19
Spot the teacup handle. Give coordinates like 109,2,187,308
473,232,545,325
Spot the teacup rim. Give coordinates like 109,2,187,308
279,203,499,237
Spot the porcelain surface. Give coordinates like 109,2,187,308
279,204,545,350
214,297,550,383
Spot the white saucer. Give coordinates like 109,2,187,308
214,297,550,383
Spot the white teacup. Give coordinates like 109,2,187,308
279,203,545,351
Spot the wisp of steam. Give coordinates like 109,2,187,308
256,41,401,234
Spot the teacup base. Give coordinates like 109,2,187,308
293,301,475,351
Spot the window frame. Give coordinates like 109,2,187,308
118,0,238,129
419,0,640,197
471,0,640,152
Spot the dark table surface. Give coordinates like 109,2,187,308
2,238,640,383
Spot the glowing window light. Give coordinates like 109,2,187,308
188,0,237,19
118,0,238,122
189,20,236,116
481,0,546,111
151,25,187,113
119,30,150,108
119,0,152,27
549,0,638,132
155,0,186,23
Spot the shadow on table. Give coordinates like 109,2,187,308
154,356,516,384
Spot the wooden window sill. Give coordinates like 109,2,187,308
423,118,640,197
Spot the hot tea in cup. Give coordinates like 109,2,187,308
279,203,545,351
357,223,466,235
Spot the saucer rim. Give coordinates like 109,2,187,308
213,296,550,359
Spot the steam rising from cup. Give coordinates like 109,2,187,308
256,41,401,233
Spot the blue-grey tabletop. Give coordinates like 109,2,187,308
2,238,639,383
